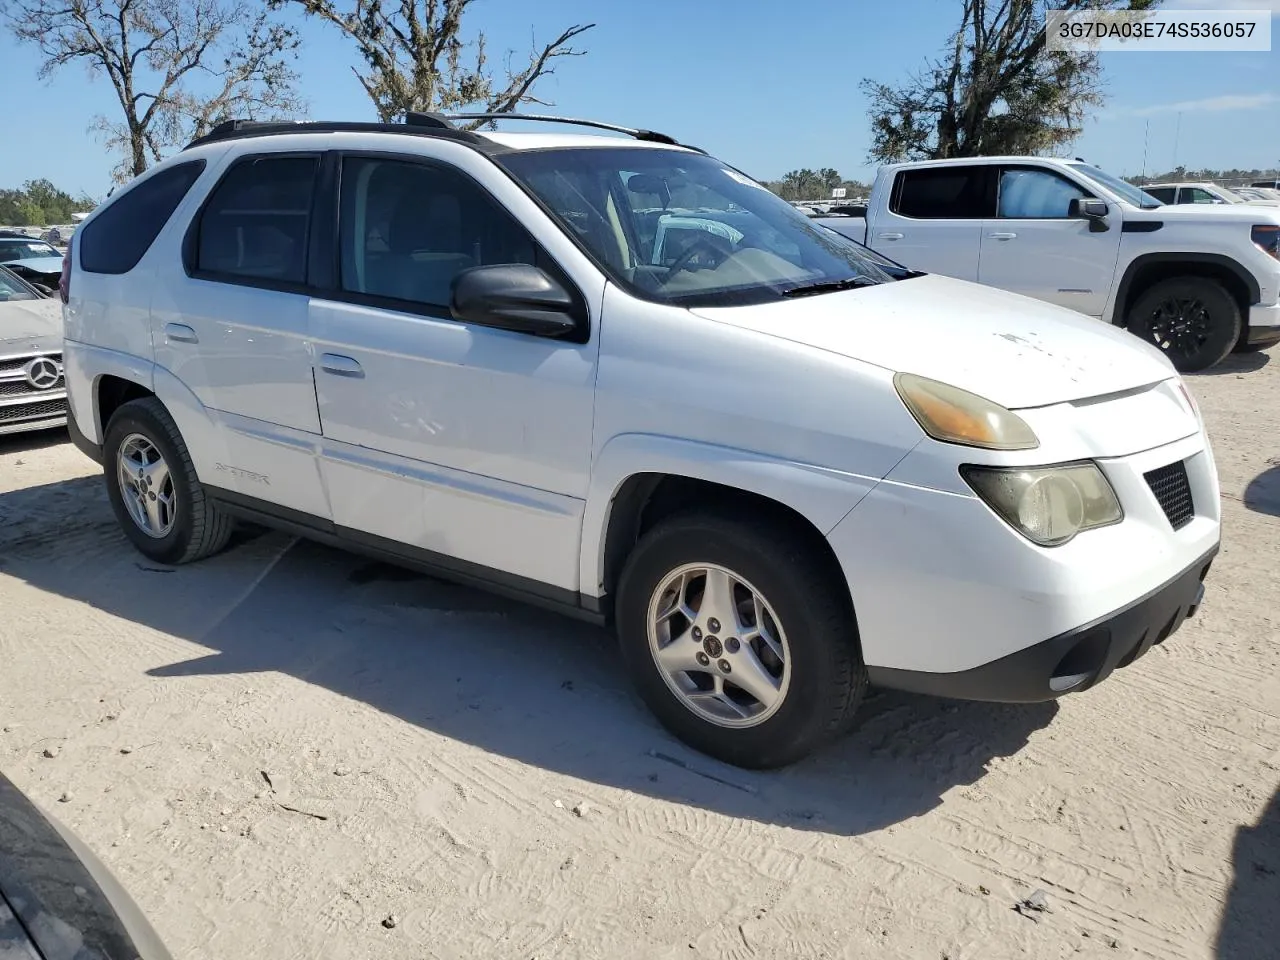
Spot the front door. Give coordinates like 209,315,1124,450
309,148,602,597
978,165,1123,317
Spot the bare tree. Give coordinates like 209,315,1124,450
3,0,303,182
861,0,1158,163
273,0,593,124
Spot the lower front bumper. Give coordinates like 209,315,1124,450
0,414,66,437
1247,303,1280,347
867,545,1218,703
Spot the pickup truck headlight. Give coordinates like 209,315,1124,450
894,372,1038,450
961,463,1123,547
1252,224,1279,260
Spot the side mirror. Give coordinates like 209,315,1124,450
450,264,582,339
1069,197,1110,231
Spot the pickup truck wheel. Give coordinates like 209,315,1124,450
103,397,234,565
1126,277,1241,373
615,511,866,769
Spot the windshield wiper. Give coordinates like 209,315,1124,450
781,276,880,298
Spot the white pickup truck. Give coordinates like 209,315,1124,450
816,157,1280,372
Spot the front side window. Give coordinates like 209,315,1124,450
0,266,39,301
1184,187,1226,205
892,167,993,219
997,168,1090,219
195,155,318,284
0,239,61,262
338,156,537,310
497,146,899,308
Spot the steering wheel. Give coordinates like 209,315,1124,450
662,235,733,283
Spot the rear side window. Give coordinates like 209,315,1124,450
1144,186,1175,204
194,155,319,285
78,160,206,274
892,167,993,219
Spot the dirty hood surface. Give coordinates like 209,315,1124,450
692,274,1176,409
0,297,63,353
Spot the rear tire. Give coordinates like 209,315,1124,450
615,510,866,769
103,397,234,565
1126,277,1241,373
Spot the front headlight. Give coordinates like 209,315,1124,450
894,373,1038,450
961,462,1123,547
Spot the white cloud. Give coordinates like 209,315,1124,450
1127,92,1280,115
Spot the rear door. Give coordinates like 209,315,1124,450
150,151,330,517
978,165,1122,317
868,165,993,280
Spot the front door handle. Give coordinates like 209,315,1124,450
164,322,198,344
320,353,364,378
876,232,904,240
988,232,1018,240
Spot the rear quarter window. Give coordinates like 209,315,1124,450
78,160,207,274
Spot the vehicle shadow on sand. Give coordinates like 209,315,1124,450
1242,465,1280,518
1187,350,1271,377
0,474,1058,836
1215,786,1279,960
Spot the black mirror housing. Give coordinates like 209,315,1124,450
450,264,584,339
1069,197,1111,231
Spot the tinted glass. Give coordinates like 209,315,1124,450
893,167,992,218
498,147,899,308
0,239,61,261
339,157,536,309
1143,186,1176,203
79,160,206,274
997,168,1089,218
197,155,318,284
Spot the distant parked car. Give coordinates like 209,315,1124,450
0,264,67,436
1251,180,1280,190
0,769,173,959
0,231,65,293
1140,182,1279,207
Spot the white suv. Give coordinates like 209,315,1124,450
61,115,1221,768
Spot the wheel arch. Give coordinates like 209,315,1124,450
582,435,878,619
1113,253,1257,336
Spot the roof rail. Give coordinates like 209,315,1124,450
441,112,703,151
183,118,490,151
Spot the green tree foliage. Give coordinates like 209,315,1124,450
761,169,871,202
861,0,1159,163
0,180,98,226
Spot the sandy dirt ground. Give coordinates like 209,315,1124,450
1,352,1278,960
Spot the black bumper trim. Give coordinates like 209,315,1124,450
1246,326,1280,348
867,545,1219,704
66,411,103,464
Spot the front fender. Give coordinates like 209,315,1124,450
579,433,880,598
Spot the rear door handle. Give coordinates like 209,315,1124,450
988,232,1018,240
164,322,198,344
320,353,364,378
876,232,904,240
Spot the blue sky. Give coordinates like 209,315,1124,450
4,0,1278,199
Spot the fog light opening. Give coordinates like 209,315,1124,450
1049,632,1110,693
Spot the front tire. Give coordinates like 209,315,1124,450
103,397,234,565
1126,277,1242,373
615,510,866,769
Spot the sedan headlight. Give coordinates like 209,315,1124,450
961,462,1123,546
894,373,1038,451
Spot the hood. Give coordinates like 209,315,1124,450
1,256,63,274
692,274,1176,409
1127,203,1280,225
0,298,63,352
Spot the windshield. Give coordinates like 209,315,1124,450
1069,163,1164,209
0,266,39,301
497,147,901,307
0,238,61,261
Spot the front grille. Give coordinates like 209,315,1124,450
0,352,62,374
0,376,63,398
0,397,66,424
1144,460,1195,530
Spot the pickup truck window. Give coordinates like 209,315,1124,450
1144,186,1176,204
997,168,1090,219
891,167,993,219
498,147,898,307
1068,163,1164,209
